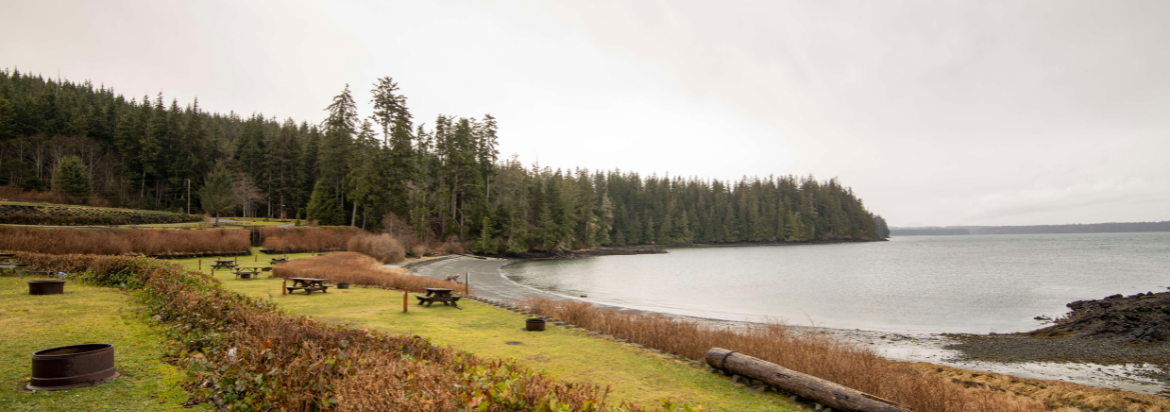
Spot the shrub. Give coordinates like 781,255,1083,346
50,156,94,200
260,226,361,253
273,252,462,294
0,202,197,225
0,226,249,256
346,233,405,263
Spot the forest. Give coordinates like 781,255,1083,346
0,68,886,253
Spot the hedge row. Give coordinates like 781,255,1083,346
0,203,200,226
14,252,693,411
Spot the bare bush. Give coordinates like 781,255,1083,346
347,233,406,263
260,226,361,253
0,226,249,255
272,252,464,294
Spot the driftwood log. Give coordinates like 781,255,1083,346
706,348,911,412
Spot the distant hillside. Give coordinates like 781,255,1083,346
890,221,1170,236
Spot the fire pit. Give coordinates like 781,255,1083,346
526,318,546,332
337,282,350,289
26,343,118,391
27,280,65,295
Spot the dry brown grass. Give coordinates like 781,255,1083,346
0,226,250,256
272,252,465,294
260,226,361,253
346,233,406,263
521,297,1093,412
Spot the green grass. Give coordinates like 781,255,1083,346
170,249,796,411
0,275,210,412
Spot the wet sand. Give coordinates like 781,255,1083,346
405,256,1169,395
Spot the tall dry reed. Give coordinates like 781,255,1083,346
260,226,361,253
520,297,1079,412
0,226,250,255
346,233,406,263
272,252,465,294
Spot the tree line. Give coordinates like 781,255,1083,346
0,68,886,253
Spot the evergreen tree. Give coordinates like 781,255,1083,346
199,162,236,225
51,155,92,200
307,181,345,226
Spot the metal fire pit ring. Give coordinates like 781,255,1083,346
526,318,546,332
26,343,119,391
27,280,66,295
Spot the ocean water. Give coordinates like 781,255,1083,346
502,232,1170,333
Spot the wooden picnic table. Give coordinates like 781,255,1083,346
0,253,15,264
211,259,237,270
416,288,461,309
269,257,289,265
232,267,264,279
287,278,330,294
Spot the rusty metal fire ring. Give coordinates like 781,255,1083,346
26,343,119,391
526,318,546,332
27,280,66,295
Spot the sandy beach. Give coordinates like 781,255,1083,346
405,255,1169,395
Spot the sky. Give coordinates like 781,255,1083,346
2,0,1167,227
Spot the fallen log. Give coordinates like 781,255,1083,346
706,348,911,412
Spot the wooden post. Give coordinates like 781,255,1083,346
705,348,910,412
465,272,470,295
255,254,258,262
234,256,238,264
198,259,201,270
282,278,287,295
403,290,408,313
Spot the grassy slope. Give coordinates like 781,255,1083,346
0,276,208,412
173,250,796,411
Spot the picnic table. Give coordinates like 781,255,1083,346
232,267,264,279
269,257,289,265
0,253,15,265
211,259,237,270
287,278,330,294
416,288,462,309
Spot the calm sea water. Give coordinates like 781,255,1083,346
503,233,1170,333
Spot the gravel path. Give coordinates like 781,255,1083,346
406,256,587,303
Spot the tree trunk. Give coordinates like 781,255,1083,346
705,348,910,412
351,202,359,227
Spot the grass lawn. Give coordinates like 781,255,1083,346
0,276,209,412
172,249,796,411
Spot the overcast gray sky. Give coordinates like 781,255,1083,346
3,0,1168,227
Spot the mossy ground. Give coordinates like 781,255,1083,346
173,249,796,411
0,275,208,412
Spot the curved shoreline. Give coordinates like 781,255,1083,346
408,255,1168,395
